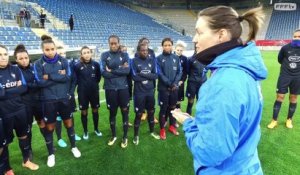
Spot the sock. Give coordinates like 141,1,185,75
159,104,168,129
72,115,75,127
288,103,297,119
27,124,32,150
44,130,54,155
39,127,46,138
67,127,76,148
18,138,30,163
134,113,142,137
81,113,88,134
165,107,170,124
109,108,117,137
55,120,62,140
0,149,4,174
147,110,155,133
2,146,11,172
169,108,176,126
159,114,166,129
273,100,282,120
186,101,194,115
92,111,99,132
121,108,129,139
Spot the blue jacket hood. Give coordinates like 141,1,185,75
207,41,267,81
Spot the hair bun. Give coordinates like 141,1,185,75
41,35,52,41
15,44,26,51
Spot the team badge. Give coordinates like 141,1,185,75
11,73,15,79
290,63,297,69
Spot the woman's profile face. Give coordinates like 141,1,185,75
0,47,9,68
193,17,220,54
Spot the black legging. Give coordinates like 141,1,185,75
109,107,129,139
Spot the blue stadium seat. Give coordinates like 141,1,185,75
24,0,192,49
266,6,300,39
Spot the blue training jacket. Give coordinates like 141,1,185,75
156,52,182,91
34,54,71,101
100,51,130,90
0,65,27,117
183,41,268,175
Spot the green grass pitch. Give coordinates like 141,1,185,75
7,51,300,175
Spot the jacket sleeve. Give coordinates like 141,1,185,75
139,59,158,80
131,59,148,82
95,62,101,83
69,61,77,95
26,80,39,89
172,57,183,85
186,58,192,76
4,67,27,98
180,57,188,82
277,46,285,64
48,59,70,83
33,61,56,87
182,84,240,168
99,53,119,79
157,57,172,86
111,54,130,76
0,84,4,97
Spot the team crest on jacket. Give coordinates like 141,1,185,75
92,66,95,70
10,73,16,79
148,64,151,67
80,66,84,70
173,59,176,63
290,63,297,69
107,57,111,61
120,57,122,61
162,59,165,62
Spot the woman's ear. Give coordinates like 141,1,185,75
218,29,231,43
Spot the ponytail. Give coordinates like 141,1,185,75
240,6,264,43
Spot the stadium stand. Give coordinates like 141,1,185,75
26,0,193,50
1,0,299,51
266,2,300,40
0,26,41,50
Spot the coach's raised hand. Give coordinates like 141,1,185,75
171,108,192,124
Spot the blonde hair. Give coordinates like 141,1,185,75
175,40,187,48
